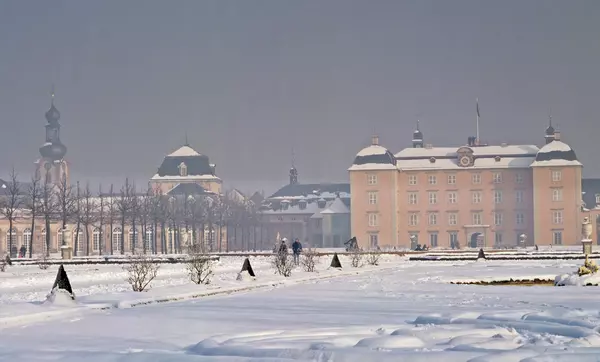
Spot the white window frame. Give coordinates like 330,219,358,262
93,228,100,251
368,213,378,227
408,174,417,186
494,190,503,204
492,172,502,184
516,190,523,203
495,232,503,245
472,212,482,225
447,174,456,185
369,234,379,248
516,213,524,225
368,191,378,205
552,210,563,224
553,231,563,245
112,227,122,251
429,233,438,247
515,173,523,184
472,191,481,204
448,213,457,226
428,212,438,226
494,212,503,226
551,170,562,182
73,228,84,253
448,192,457,204
428,174,437,185
367,174,377,185
409,213,419,226
408,192,418,205
472,173,481,184
428,191,438,204
552,188,562,202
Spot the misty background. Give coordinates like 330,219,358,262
0,0,598,195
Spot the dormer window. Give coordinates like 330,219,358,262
178,162,188,177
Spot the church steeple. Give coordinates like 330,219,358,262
37,87,69,186
39,88,67,161
412,120,424,148
289,148,298,185
545,114,556,144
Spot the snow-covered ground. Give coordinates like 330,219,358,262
2,257,600,361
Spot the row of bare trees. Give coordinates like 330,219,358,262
0,168,262,258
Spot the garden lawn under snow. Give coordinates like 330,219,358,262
2,257,600,361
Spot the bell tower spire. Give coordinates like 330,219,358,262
36,87,69,186
545,113,556,144
289,147,298,185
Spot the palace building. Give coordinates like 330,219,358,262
349,122,600,249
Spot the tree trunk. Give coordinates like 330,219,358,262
29,212,35,258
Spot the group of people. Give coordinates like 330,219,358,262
274,237,303,265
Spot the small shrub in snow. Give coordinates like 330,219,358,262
123,253,160,292
300,248,319,272
186,244,213,285
0,257,6,272
350,249,364,268
272,250,293,277
366,252,380,266
578,256,599,276
38,253,50,270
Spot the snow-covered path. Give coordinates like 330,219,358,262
2,259,600,361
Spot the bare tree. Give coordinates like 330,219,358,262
139,186,153,254
79,183,97,256
366,252,381,266
56,172,77,247
107,184,117,255
73,181,82,256
349,249,364,268
186,243,213,284
272,245,293,277
26,175,42,258
0,168,23,257
123,253,160,292
301,247,319,272
39,173,57,257
117,179,132,254
129,183,142,253
96,185,106,255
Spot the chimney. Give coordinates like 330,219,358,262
371,135,379,146
554,131,561,141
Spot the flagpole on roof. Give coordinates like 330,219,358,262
476,98,480,145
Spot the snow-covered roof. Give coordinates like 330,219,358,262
395,144,539,158
320,198,350,214
356,145,390,157
348,163,398,171
168,145,200,157
396,155,535,171
531,140,582,167
151,174,221,181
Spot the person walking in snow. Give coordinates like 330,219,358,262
278,238,288,256
292,238,302,265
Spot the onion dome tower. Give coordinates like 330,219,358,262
544,115,556,144
36,89,69,186
412,120,424,148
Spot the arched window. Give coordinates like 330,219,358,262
23,228,32,255
5,228,17,254
112,227,122,252
57,228,66,248
178,162,188,177
145,226,153,252
92,228,101,252
167,227,175,253
129,228,138,252
73,228,84,253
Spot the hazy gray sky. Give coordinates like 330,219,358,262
0,0,599,194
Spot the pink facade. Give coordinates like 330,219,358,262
349,131,594,249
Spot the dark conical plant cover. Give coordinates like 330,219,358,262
330,253,342,268
51,264,74,296
477,248,486,259
241,258,255,277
